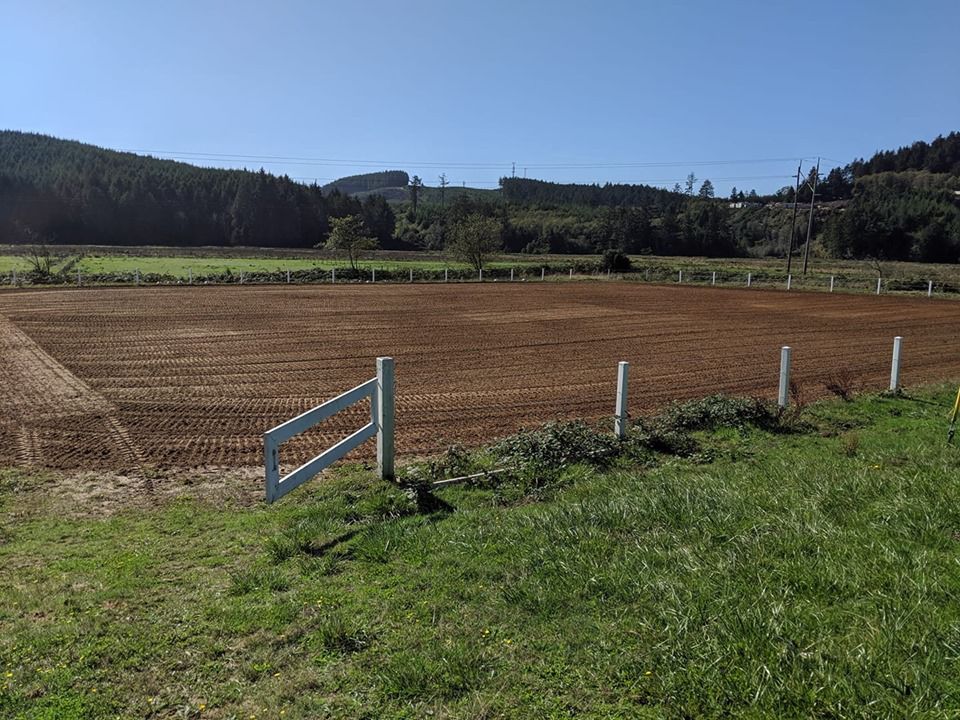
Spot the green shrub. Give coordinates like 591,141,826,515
493,420,620,472
601,248,632,272
655,394,780,432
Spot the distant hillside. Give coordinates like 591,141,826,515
499,177,683,209
320,170,500,205
321,170,408,196
2,129,956,260
0,131,397,248
851,131,960,177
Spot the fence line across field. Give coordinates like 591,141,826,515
265,334,908,502
12,264,956,297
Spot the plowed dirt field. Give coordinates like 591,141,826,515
2,284,959,472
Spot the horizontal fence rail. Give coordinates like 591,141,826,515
264,357,394,503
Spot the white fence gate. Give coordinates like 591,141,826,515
264,357,394,503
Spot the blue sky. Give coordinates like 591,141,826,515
2,0,958,195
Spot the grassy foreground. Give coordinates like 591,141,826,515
2,388,960,718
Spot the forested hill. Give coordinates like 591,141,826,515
321,170,408,196
0,131,398,248
500,178,683,209
2,129,958,261
851,132,960,177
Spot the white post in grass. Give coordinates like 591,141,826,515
331,268,336,284
747,272,752,288
829,275,834,293
11,268,16,285
371,268,376,283
607,268,611,279
569,268,573,279
511,268,515,281
240,271,244,284
77,268,81,286
890,336,903,391
188,268,192,285
409,268,413,283
778,346,792,408
444,268,448,283
479,268,483,282
927,280,933,298
287,269,291,284
615,361,629,439
678,270,683,283
711,271,716,286
786,274,792,291
541,267,545,281
376,356,395,480
876,277,882,295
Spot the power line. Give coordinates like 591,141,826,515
122,147,823,171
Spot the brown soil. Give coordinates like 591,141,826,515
1,283,959,474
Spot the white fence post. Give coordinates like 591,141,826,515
377,356,395,480
287,269,291,284
890,336,903,391
569,268,573,279
541,267,545,281
678,270,683,283
444,268,448,283
876,277,882,295
615,361,629,439
479,268,483,282
511,268,515,281
927,280,933,298
409,268,414,283
829,275,834,293
786,274,792,291
188,268,192,285
332,268,336,284
778,346,792,408
711,271,716,286
747,272,752,288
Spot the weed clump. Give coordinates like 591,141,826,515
492,420,620,472
633,394,782,457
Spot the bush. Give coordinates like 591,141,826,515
654,394,780,432
601,248,632,272
492,420,620,472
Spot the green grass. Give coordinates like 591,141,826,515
1,249,957,292
2,390,960,717
0,254,550,278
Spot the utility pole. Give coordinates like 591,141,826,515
439,173,448,209
801,158,820,275
786,162,802,276
511,162,515,178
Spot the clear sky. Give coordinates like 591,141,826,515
2,0,958,196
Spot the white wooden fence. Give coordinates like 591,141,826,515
264,357,394,503
613,334,906,433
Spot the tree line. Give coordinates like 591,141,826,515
2,129,958,263
0,131,398,248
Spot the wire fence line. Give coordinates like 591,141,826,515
4,263,958,298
